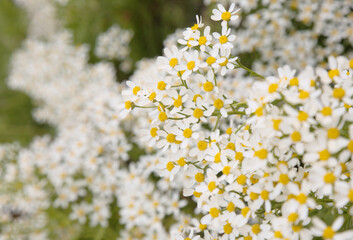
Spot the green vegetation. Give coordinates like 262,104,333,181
0,0,52,145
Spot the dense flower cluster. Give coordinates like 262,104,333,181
124,3,353,240
95,25,133,72
204,0,353,74
1,0,353,240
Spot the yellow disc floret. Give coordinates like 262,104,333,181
193,108,204,118
209,208,220,218
224,222,233,234
187,61,195,70
157,81,166,90
219,35,228,44
254,149,267,159
221,11,232,21
324,172,336,184
150,127,158,138
268,83,278,93
195,172,205,182
327,128,339,139
125,101,132,109
203,81,214,92
169,58,178,67
166,161,175,171
198,140,207,151
333,88,345,99
166,134,176,143
183,128,192,138
323,227,335,239
159,112,168,122
328,69,339,79
199,36,207,45
133,86,141,95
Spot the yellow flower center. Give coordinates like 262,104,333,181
333,88,345,99
198,140,207,151
209,208,219,218
206,56,216,65
328,69,339,79
208,181,216,191
187,61,195,70
254,149,267,159
224,222,233,234
219,35,228,44
214,152,221,163
274,231,283,238
223,166,231,175
177,157,186,166
191,24,198,30
241,207,250,217
198,36,207,45
327,128,339,139
193,191,202,197
349,59,353,69
125,101,132,109
227,202,235,212
235,152,244,161
348,140,353,152
157,81,166,90
252,224,261,234
214,99,224,109
279,174,290,185
261,190,269,200
319,149,330,161
195,172,205,182
324,172,336,184
249,192,258,200
183,128,192,138
296,193,307,204
237,174,247,185
299,90,309,99
203,81,214,92
291,131,301,142
288,213,298,222
149,92,156,101
169,58,178,67
298,111,308,121
289,77,299,86
150,127,158,137
199,223,207,230
166,134,176,143
133,86,140,95
348,189,353,202
158,112,168,122
268,83,278,93
255,107,263,116
221,11,232,21
166,161,175,171
193,108,204,118
219,57,228,66
321,107,332,116
174,96,182,107
323,227,335,239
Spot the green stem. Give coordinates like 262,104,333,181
234,60,265,79
213,116,221,132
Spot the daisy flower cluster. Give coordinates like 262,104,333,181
95,24,133,72
204,0,353,74
2,0,353,240
0,143,49,240
124,3,353,240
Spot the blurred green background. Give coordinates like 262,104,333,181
0,0,204,146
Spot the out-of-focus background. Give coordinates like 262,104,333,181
0,0,203,145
